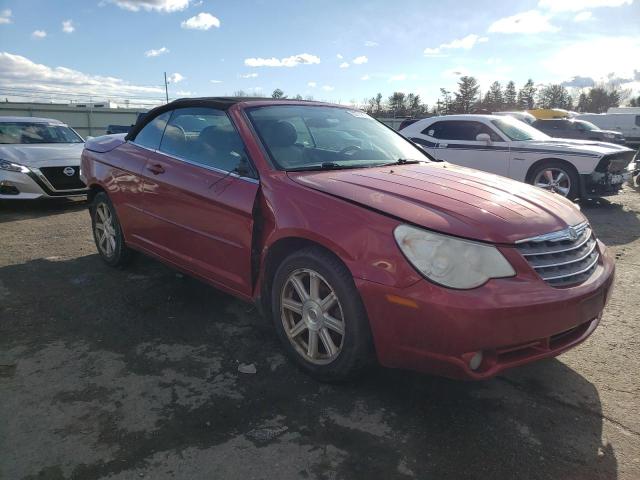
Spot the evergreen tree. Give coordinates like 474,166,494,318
504,81,517,110
453,76,480,113
517,79,536,109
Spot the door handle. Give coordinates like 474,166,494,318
147,163,165,175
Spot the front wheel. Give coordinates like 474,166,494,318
90,192,133,267
528,161,579,200
270,247,373,382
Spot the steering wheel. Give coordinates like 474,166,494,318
339,145,361,157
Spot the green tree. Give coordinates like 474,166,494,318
504,81,517,109
388,92,407,116
583,86,621,113
629,95,640,107
271,88,285,99
537,84,572,109
517,79,536,109
437,88,453,115
453,76,480,113
483,81,504,111
577,92,590,112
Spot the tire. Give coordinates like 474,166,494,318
270,246,374,382
527,160,580,200
90,191,133,267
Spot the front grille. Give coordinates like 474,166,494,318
516,222,600,287
39,166,86,190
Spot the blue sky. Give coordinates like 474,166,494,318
0,0,638,107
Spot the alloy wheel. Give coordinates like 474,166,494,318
533,168,571,197
94,202,117,257
280,268,346,365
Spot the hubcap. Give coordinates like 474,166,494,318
280,268,345,365
534,168,571,197
94,203,117,257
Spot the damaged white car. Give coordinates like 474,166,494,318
400,114,635,199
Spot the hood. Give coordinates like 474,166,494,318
0,143,84,168
517,138,632,156
85,134,126,153
288,162,585,244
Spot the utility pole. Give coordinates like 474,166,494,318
164,72,169,103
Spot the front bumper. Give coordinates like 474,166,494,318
0,168,87,200
580,172,630,197
356,241,615,380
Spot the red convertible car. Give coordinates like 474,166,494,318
81,98,614,381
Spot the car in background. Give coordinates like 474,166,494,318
400,114,635,199
532,119,625,145
0,116,87,199
106,124,131,135
493,111,536,125
81,97,614,381
576,113,640,148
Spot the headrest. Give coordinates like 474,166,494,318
264,121,297,147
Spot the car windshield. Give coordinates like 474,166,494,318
574,120,599,131
491,117,550,141
246,105,430,171
0,122,84,144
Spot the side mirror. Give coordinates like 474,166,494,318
476,133,491,143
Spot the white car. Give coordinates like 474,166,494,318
400,114,635,199
0,116,87,200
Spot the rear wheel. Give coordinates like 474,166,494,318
270,247,373,381
528,161,579,199
90,192,133,267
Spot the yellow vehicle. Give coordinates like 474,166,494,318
527,108,571,119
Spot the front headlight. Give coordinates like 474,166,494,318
604,133,615,139
0,159,30,173
394,224,515,289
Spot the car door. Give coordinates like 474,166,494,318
137,107,259,297
422,120,511,177
110,111,172,242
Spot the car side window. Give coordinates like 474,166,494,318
423,121,502,142
158,107,252,176
133,111,171,150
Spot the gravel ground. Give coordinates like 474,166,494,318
1,189,639,480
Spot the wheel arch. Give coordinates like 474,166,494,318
525,157,579,183
259,235,352,316
87,183,106,204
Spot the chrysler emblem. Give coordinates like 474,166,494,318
63,166,75,177
568,227,578,241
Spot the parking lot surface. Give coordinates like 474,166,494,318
1,190,639,480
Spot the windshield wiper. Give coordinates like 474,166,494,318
376,158,425,167
287,162,358,172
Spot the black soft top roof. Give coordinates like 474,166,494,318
125,96,271,140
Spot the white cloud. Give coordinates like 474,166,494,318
210,79,222,83
108,0,190,12
244,53,320,67
61,20,75,33
240,72,258,78
574,11,594,21
538,0,632,11
424,33,488,56
488,10,559,34
181,12,220,30
336,53,343,59
339,62,349,68
32,30,47,39
389,74,407,81
307,81,317,87
321,85,334,91
145,46,169,57
352,55,368,65
360,74,370,80
0,52,164,105
175,89,192,96
167,72,184,83
0,9,13,24
364,40,378,47
543,36,640,81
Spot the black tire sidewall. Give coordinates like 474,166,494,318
270,248,372,381
530,161,579,200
